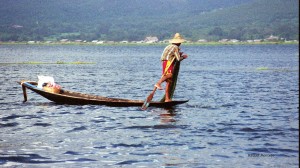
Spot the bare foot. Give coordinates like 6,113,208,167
165,99,172,102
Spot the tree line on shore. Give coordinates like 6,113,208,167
0,0,298,42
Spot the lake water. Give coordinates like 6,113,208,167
0,44,299,167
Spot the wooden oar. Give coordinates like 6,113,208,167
141,57,176,110
22,84,27,102
160,60,180,102
21,82,28,102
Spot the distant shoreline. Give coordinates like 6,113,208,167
0,41,298,46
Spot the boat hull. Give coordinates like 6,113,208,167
20,81,188,108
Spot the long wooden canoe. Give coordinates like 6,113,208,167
19,81,188,108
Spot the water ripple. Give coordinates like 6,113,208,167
0,44,298,167
0,122,19,128
66,126,88,133
0,154,62,164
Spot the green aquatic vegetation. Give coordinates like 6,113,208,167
55,61,95,64
256,67,269,70
255,67,296,72
69,61,95,64
0,61,96,65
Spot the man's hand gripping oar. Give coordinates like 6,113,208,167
141,57,176,110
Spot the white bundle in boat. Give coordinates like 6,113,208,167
37,76,55,89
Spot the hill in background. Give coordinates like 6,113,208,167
0,0,298,42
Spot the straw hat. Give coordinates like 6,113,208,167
169,33,185,44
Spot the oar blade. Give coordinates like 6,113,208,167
141,101,150,110
141,93,154,110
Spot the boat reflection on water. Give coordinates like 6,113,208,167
158,108,177,123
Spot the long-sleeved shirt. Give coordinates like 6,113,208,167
160,44,182,62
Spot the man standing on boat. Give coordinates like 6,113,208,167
155,33,188,102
